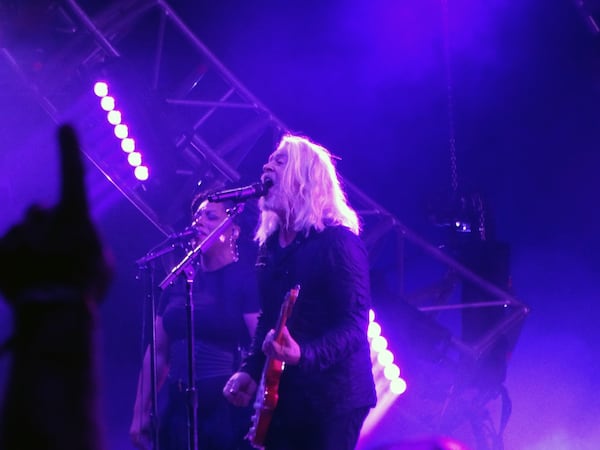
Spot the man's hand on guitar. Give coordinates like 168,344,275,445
262,326,301,365
223,371,257,407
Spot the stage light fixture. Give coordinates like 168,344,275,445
121,138,135,153
383,364,400,380
368,309,407,395
128,151,142,167
371,335,388,352
100,96,115,111
93,81,108,97
107,110,122,125
134,165,149,181
361,309,408,439
390,377,407,395
377,349,394,366
93,81,150,181
368,321,381,339
114,124,128,139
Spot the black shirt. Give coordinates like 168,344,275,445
242,225,377,420
160,261,259,381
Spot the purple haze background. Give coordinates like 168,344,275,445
1,1,599,449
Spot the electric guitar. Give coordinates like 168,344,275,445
247,284,301,449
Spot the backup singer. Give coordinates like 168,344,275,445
130,197,260,450
223,135,376,450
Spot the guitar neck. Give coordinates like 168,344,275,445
273,284,300,343
248,284,301,448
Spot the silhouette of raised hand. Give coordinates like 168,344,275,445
0,124,112,304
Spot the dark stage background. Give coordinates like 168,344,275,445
1,1,599,449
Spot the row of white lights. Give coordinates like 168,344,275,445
360,309,408,438
368,309,407,395
93,81,149,181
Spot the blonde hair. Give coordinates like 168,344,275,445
254,134,360,245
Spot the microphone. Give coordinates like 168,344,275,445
207,179,273,203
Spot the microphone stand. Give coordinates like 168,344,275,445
135,238,187,450
158,203,245,450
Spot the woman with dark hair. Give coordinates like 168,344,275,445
130,195,259,450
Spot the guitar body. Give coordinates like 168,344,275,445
249,359,284,447
247,285,300,449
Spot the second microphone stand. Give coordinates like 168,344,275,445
136,236,191,450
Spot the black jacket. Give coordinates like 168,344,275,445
241,225,377,421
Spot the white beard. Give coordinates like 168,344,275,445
260,190,283,213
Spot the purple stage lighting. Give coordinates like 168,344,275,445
100,96,115,111
121,137,135,153
367,320,381,339
360,309,408,438
107,110,122,125
390,377,407,395
377,349,394,366
93,81,108,97
383,364,400,380
134,165,149,181
371,335,388,352
368,309,407,395
127,152,142,167
114,124,128,139
94,80,149,181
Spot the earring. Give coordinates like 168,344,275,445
229,232,239,262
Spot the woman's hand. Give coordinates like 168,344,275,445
223,371,257,407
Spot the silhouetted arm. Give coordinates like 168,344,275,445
0,125,112,450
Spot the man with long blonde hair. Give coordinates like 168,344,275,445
224,134,376,450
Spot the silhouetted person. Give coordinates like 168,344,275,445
0,125,113,450
130,196,259,450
